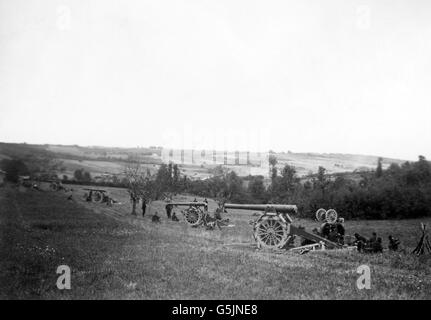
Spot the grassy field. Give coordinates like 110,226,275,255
1,183,430,299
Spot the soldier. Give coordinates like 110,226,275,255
354,233,368,252
320,222,331,238
86,190,93,202
368,232,378,247
335,218,345,244
328,224,339,243
203,198,209,211
388,235,400,251
107,197,113,207
373,237,383,253
214,207,222,220
141,198,147,217
152,211,161,223
171,211,179,222
165,203,172,219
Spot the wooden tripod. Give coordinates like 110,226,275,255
412,223,431,256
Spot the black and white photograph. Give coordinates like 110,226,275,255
1,0,431,304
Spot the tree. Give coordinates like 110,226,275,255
278,165,299,200
124,163,164,216
268,155,278,180
376,157,383,178
172,164,180,192
314,166,329,197
83,171,91,182
248,175,267,203
0,159,29,183
74,169,83,181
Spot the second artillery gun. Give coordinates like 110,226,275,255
167,201,209,227
167,201,230,229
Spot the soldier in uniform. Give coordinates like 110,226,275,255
335,218,345,244
165,203,172,219
86,190,93,202
152,211,161,223
320,222,331,239
354,233,368,252
368,232,378,249
141,198,146,216
171,211,179,222
373,237,383,253
388,235,400,251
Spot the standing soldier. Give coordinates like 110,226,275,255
165,204,172,219
369,232,378,246
335,218,345,244
142,198,147,217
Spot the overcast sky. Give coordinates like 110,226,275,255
1,0,430,160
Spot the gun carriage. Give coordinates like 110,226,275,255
83,188,108,203
167,202,209,227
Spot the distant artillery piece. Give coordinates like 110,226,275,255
83,188,115,204
48,180,68,192
223,203,348,251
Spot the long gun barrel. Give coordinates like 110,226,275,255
224,203,297,214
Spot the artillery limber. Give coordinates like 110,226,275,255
224,203,347,251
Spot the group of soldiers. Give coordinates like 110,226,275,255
318,218,346,245
150,209,180,223
354,232,400,253
310,217,401,253
164,204,180,222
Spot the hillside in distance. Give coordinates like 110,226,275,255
0,142,407,180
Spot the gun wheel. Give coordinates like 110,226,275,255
326,209,338,223
93,191,104,203
315,208,327,222
183,207,203,227
254,216,289,249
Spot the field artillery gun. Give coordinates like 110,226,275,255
83,188,110,203
49,180,66,191
167,202,209,227
224,203,345,251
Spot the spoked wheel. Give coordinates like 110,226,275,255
254,215,290,249
92,191,104,203
326,209,338,223
315,208,327,222
183,207,203,227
